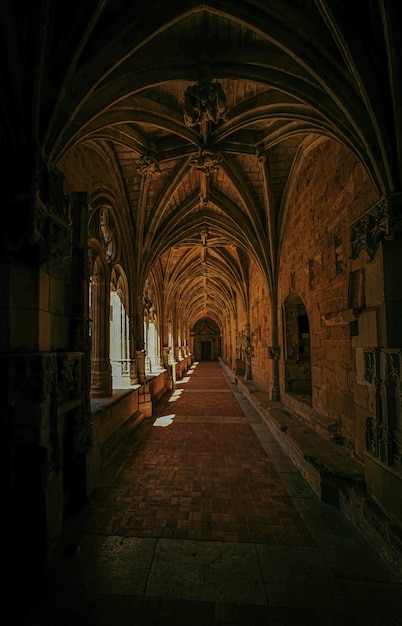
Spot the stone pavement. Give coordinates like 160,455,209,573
14,361,402,625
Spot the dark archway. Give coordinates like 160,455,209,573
283,294,312,400
192,318,221,361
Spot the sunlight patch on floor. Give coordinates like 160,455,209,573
153,414,176,427
169,389,183,402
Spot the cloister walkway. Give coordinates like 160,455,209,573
16,361,402,625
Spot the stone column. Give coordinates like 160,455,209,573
90,270,112,397
1,151,91,569
70,193,91,394
162,314,171,360
257,146,281,399
269,291,281,400
128,316,138,385
69,192,93,505
134,296,146,385
245,322,253,380
136,348,146,384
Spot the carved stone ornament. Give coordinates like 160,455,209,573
385,350,401,387
99,208,117,263
57,353,82,402
184,79,229,127
350,194,402,261
137,153,161,176
190,148,223,175
268,346,280,360
364,348,402,469
34,159,71,269
363,349,377,383
1,152,71,267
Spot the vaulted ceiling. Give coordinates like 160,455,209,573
3,0,401,326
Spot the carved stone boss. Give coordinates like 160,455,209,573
184,78,229,175
350,194,402,262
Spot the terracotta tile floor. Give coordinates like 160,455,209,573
87,361,313,546
15,360,402,626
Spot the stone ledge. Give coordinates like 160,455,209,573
101,410,145,464
283,391,341,440
221,363,402,580
252,401,364,507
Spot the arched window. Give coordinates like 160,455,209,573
110,267,130,388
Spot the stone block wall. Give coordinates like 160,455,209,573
249,261,271,390
2,351,90,567
276,139,379,454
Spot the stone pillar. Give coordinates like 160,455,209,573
0,151,92,570
128,317,138,385
162,314,171,361
90,271,112,397
162,346,174,390
171,361,177,386
136,348,146,385
350,193,402,346
234,316,246,375
245,323,253,380
269,292,281,400
189,330,195,359
162,346,171,369
133,295,146,384
70,193,91,377
68,192,93,505
257,146,281,398
382,237,402,347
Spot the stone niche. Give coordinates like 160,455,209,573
283,293,312,393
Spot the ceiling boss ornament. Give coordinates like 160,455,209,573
183,78,229,127
190,147,223,175
137,152,161,176
184,77,229,175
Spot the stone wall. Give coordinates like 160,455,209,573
277,139,378,454
249,261,271,389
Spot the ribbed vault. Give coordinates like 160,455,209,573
3,0,400,334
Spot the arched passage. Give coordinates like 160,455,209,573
192,318,221,361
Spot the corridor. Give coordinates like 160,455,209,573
16,361,402,626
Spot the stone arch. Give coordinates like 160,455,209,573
283,293,312,399
192,318,221,361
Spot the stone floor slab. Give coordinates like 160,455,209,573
77,535,157,596
145,539,268,605
341,580,402,626
256,544,354,612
